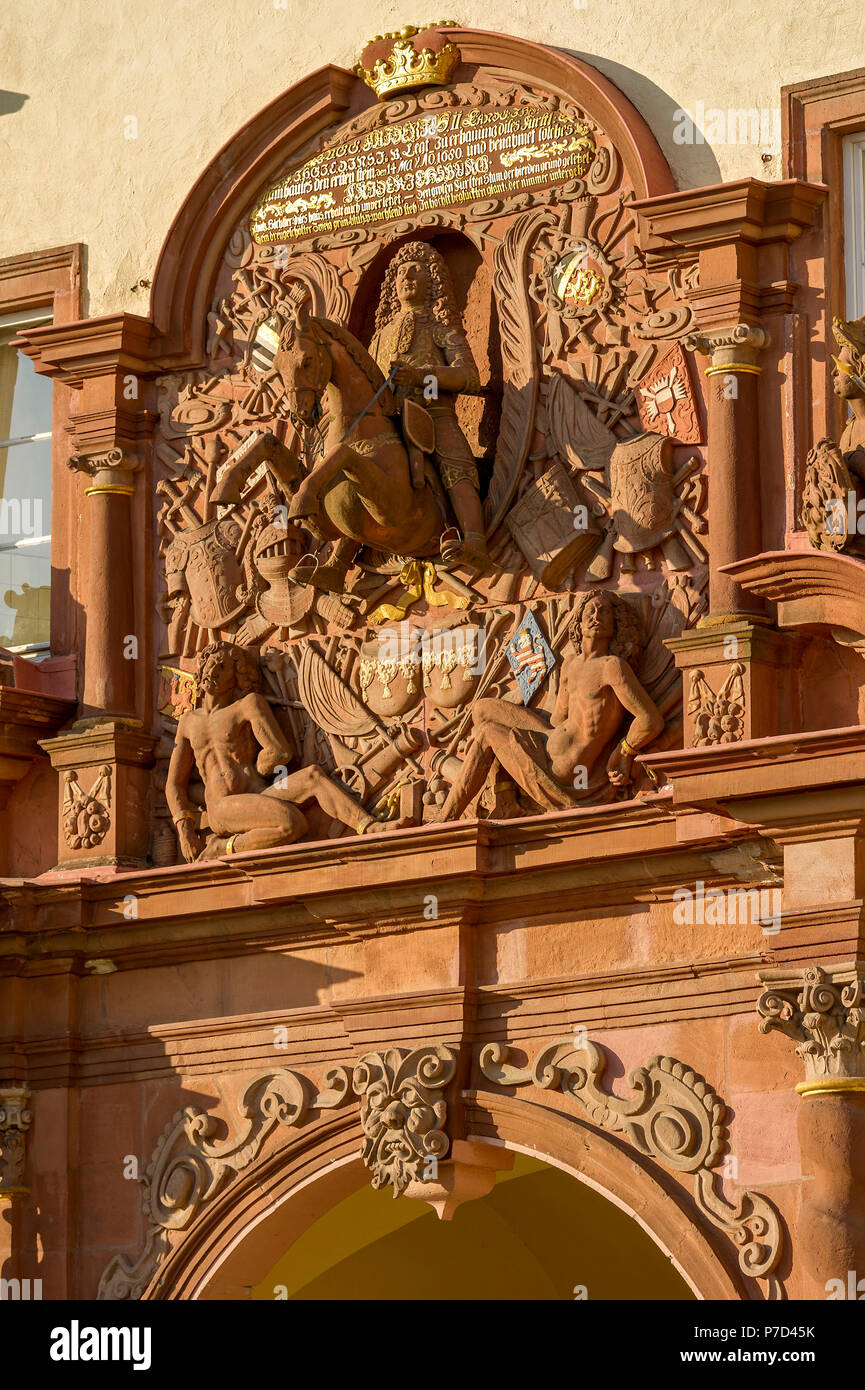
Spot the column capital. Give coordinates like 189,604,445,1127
757,963,865,1092
68,447,142,494
684,321,771,372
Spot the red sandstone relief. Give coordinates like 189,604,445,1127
151,65,708,865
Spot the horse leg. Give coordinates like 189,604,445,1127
288,441,353,518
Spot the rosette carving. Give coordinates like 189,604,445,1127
479,1038,784,1298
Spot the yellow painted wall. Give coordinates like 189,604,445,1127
2,1,863,318
253,1154,695,1300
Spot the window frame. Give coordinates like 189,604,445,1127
0,308,54,652
0,246,83,660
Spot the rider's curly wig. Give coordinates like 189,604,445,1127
373,241,462,334
568,590,644,669
194,641,261,700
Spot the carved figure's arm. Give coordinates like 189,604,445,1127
166,719,204,862
608,659,665,751
166,720,196,819
246,694,296,778
605,659,665,787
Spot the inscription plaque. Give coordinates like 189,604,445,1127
250,106,596,243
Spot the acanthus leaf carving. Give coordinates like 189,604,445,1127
757,963,865,1082
352,1044,457,1196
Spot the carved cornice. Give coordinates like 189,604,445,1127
632,179,826,253
479,1038,784,1298
720,549,865,646
0,688,78,810
640,723,865,841
14,314,155,387
757,963,865,1090
16,314,157,458
632,180,824,335
0,1084,32,1196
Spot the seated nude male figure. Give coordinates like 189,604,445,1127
437,591,664,822
167,641,375,861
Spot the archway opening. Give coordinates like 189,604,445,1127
251,1153,696,1300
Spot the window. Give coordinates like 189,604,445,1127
0,309,52,653
844,130,865,318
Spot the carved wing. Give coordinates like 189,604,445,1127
484,207,557,533
547,373,618,472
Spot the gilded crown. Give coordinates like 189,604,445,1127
356,23,460,100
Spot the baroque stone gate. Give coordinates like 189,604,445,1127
2,24,865,1301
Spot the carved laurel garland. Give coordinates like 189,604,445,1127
479,1039,785,1299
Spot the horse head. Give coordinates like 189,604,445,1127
273,300,333,426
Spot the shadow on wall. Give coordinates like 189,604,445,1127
0,92,28,117
568,53,724,189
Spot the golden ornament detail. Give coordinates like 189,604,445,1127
355,22,461,100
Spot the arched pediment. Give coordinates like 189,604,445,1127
148,27,674,366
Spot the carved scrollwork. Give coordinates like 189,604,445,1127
694,1168,784,1292
480,1039,726,1170
479,1039,784,1298
97,1064,351,1299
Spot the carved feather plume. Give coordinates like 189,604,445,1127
484,207,556,532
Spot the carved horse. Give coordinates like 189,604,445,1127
273,303,446,558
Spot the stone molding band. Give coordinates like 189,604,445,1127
704,362,763,376
795,1078,865,1097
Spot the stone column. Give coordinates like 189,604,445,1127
684,323,769,620
68,448,140,718
757,964,865,1299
